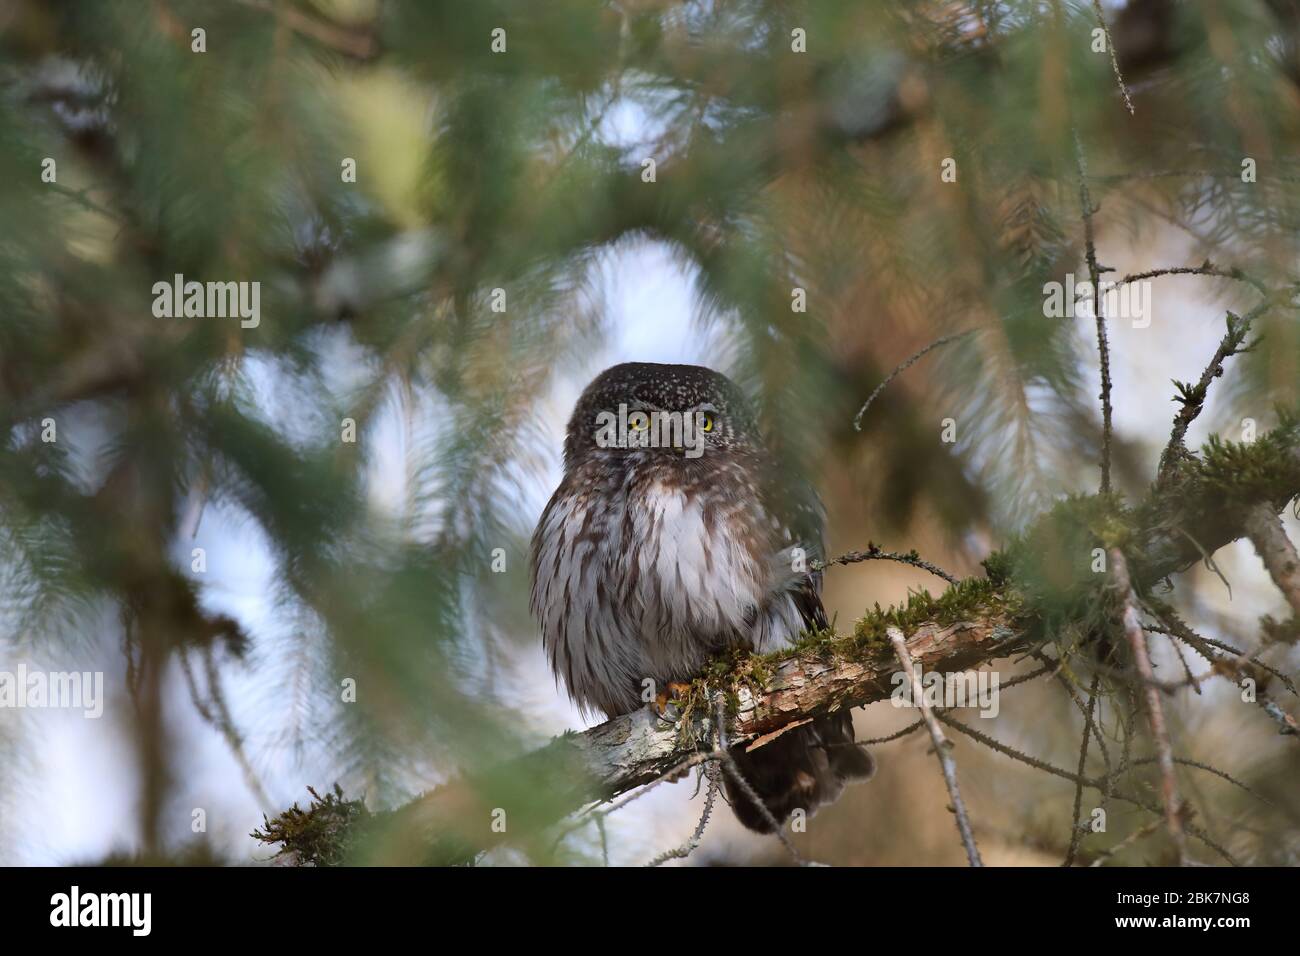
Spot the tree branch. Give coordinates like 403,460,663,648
1244,502,1300,618
887,625,983,866
1111,548,1189,865
1073,129,1114,495
1157,305,1261,484
256,418,1300,865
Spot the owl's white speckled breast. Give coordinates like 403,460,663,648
531,456,806,717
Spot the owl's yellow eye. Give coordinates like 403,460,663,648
699,414,714,433
629,412,650,431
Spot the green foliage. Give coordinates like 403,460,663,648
1191,407,1300,510
848,575,1016,650
252,785,370,867
3,0,1300,865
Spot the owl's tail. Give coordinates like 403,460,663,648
722,711,874,834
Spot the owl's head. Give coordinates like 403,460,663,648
563,362,761,469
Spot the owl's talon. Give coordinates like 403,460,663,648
653,681,694,720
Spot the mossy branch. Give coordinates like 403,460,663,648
254,417,1300,866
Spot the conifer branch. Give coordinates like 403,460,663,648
256,416,1300,865
1244,503,1300,618
1073,129,1114,495
1110,548,1189,865
887,625,983,867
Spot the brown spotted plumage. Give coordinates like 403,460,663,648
530,362,873,833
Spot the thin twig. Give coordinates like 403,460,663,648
1174,527,1233,598
1049,662,1113,773
1064,672,1101,866
1089,0,1134,114
1111,548,1188,864
1166,634,1202,696
1083,649,1215,694
552,751,716,847
1157,305,1262,483
999,663,1058,691
708,694,812,865
858,720,926,745
1151,613,1300,738
1129,756,1273,807
1149,621,1298,697
1114,263,1268,298
1073,129,1113,494
815,543,960,586
937,712,1241,865
852,331,977,431
887,625,982,866
846,662,1053,749
1089,818,1162,866
717,751,807,863
178,646,272,810
1244,503,1300,618
643,764,719,866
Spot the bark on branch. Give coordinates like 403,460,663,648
256,419,1300,865
1111,548,1188,864
1245,502,1300,617
259,609,1021,865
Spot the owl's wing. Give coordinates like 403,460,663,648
787,562,830,631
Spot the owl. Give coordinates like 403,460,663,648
530,362,873,833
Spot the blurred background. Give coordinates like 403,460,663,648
1,0,1299,866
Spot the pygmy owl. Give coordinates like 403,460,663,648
530,362,873,833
